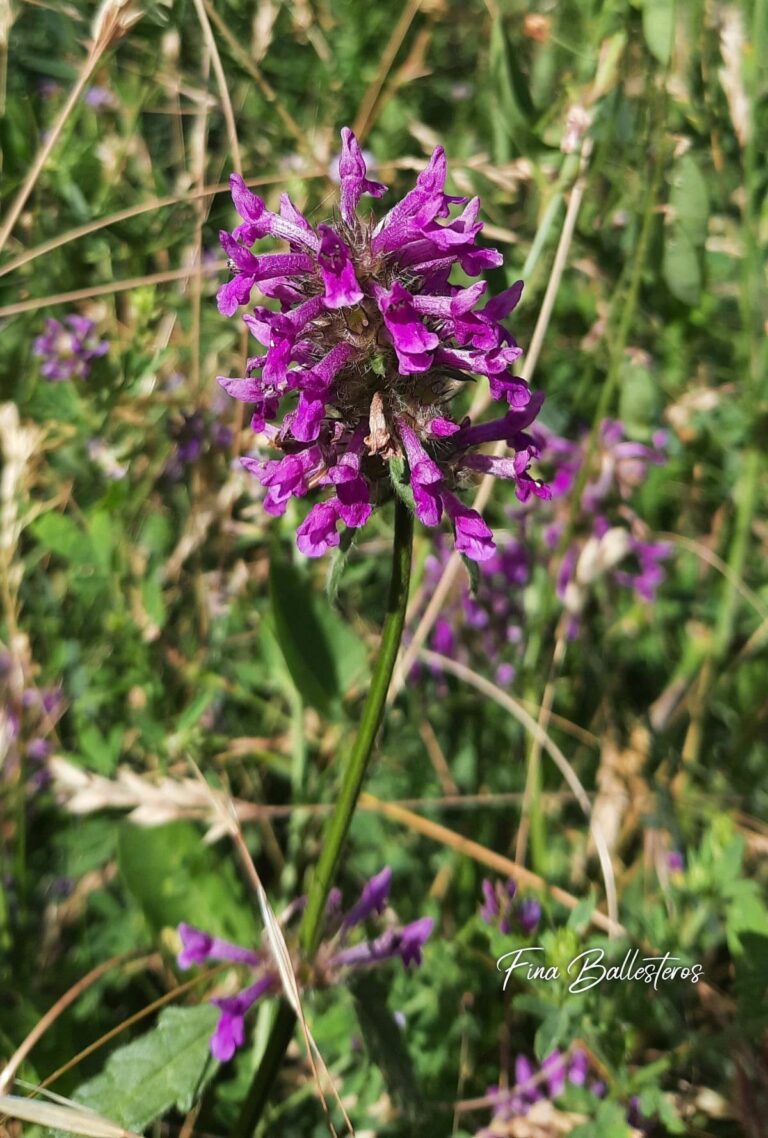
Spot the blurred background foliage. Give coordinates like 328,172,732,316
0,0,767,1135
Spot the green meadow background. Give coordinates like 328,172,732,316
1,1,766,1135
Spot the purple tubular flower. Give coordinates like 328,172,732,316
211,976,274,1061
443,492,495,562
296,500,341,556
330,916,434,970
398,917,434,966
216,128,549,561
229,174,319,252
432,617,456,656
33,316,108,381
374,282,439,372
338,127,387,225
26,738,52,761
177,923,262,969
342,867,393,929
316,226,364,308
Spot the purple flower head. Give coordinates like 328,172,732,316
483,1047,594,1129
216,129,548,561
33,316,108,381
175,872,430,1062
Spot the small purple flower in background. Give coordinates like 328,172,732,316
1,655,64,788
33,316,108,382
164,409,233,481
176,867,433,1061
83,86,117,109
530,419,671,637
479,877,517,934
479,878,542,936
216,127,549,561
478,1049,595,1134
667,850,684,873
517,898,542,936
414,532,528,688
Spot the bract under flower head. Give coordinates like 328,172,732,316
217,130,548,561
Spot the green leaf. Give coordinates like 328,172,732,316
534,1003,573,1061
669,154,709,246
489,16,534,161
733,933,768,1038
725,879,768,953
637,1086,685,1133
76,722,122,775
270,550,369,714
176,691,218,733
31,513,99,568
87,509,116,575
118,821,259,943
642,0,675,66
51,1006,218,1136
566,893,596,933
659,153,709,318
618,352,661,435
570,1100,631,1137
315,600,370,699
140,575,166,630
662,230,701,306
270,553,344,713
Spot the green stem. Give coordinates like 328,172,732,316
232,1000,297,1138
232,499,413,1138
300,498,413,955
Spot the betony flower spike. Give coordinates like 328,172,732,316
216,129,548,561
